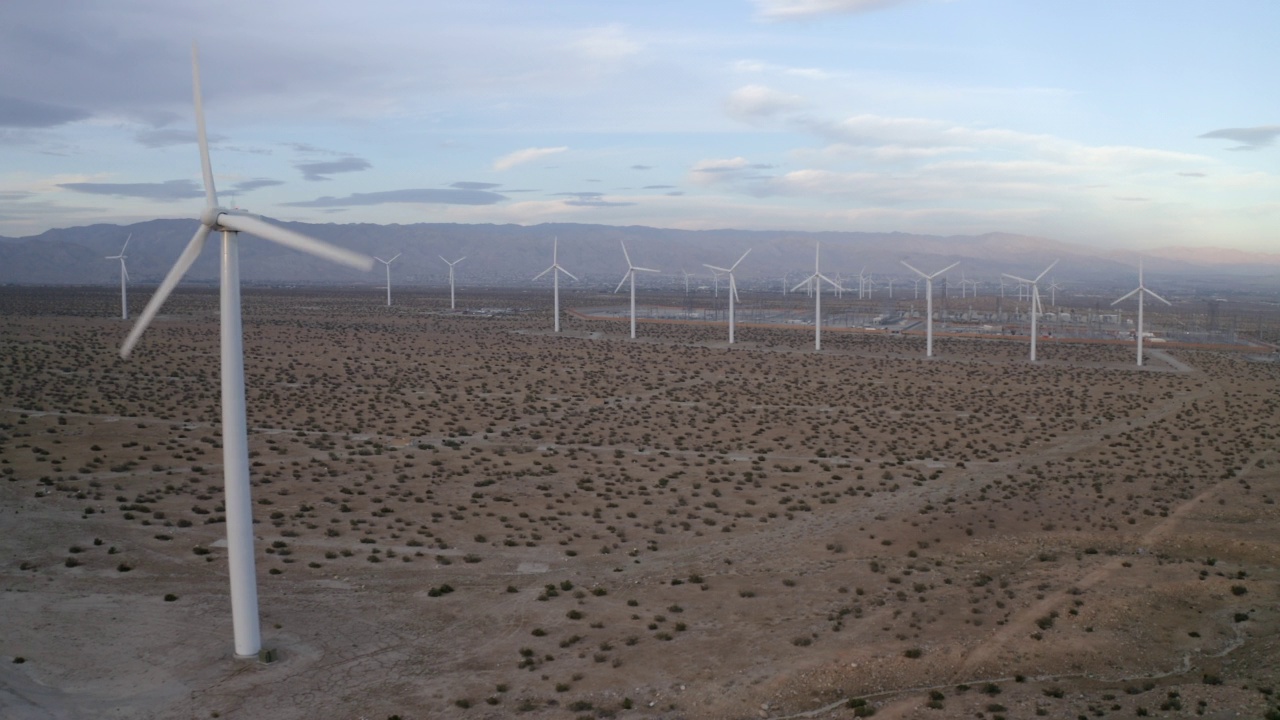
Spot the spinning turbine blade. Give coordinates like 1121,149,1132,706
192,44,218,210
219,213,372,271
121,224,211,358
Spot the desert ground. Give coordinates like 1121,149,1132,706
2,285,1277,720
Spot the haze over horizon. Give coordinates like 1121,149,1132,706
1,1,1275,251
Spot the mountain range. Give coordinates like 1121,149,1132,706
2,219,1278,292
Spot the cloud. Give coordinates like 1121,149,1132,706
451,181,502,190
725,85,806,122
1197,125,1280,151
226,178,285,195
551,191,635,207
135,129,197,148
0,95,90,128
279,188,507,208
643,185,676,189
754,0,919,21
631,164,652,170
295,157,372,181
574,25,642,63
493,146,567,171
57,179,203,201
1178,172,1207,178
563,198,636,207
689,157,776,186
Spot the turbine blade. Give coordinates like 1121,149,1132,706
634,266,659,273
122,264,129,282
1002,273,1033,284
932,262,960,279
1111,287,1140,305
191,43,218,209
121,234,131,254
533,265,554,281
558,266,578,282
439,255,448,263
120,224,211,358
614,272,630,294
1143,288,1172,306
1034,259,1059,283
389,253,401,263
730,248,752,271
455,256,466,264
620,241,632,267
900,260,926,278
790,274,817,293
704,264,730,273
218,213,373,271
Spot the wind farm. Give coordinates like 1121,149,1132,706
3,10,1280,719
4,278,1278,720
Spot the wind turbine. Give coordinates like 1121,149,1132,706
106,234,131,320
440,255,466,309
1048,278,1063,307
375,253,401,307
704,249,751,344
901,260,960,357
791,243,843,350
1002,260,1058,362
1112,261,1170,367
119,44,373,660
533,237,577,333
614,241,659,339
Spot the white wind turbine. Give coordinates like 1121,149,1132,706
533,237,577,333
440,255,466,309
120,44,373,660
901,260,960,358
106,234,131,320
1002,259,1058,362
1112,261,1170,367
615,241,659,339
704,249,751,344
375,253,401,307
791,243,843,351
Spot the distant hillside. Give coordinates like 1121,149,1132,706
1,219,1274,289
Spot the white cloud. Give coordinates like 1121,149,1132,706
574,24,642,64
725,84,806,122
493,146,568,172
754,0,919,21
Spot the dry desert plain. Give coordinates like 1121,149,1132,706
1,285,1278,720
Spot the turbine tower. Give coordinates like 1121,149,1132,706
120,44,373,660
1112,261,1170,366
614,241,659,339
533,237,577,333
375,253,401,307
791,243,842,351
106,234,131,320
704,249,751,344
1002,259,1058,362
440,255,466,309
901,260,960,358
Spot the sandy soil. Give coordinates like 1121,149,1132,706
2,286,1277,720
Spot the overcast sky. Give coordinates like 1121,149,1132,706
1,0,1275,250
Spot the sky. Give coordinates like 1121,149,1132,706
1,0,1276,251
